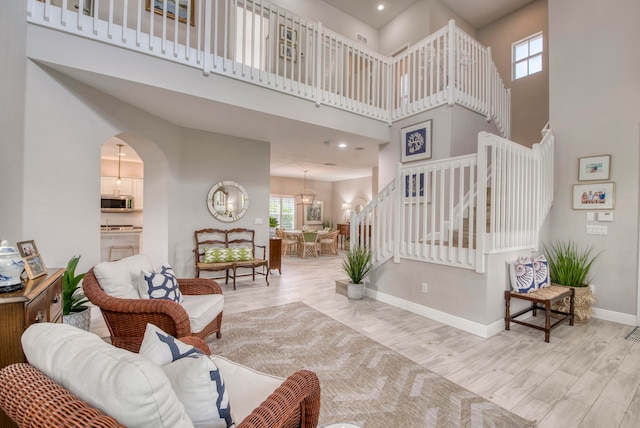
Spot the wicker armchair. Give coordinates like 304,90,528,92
83,268,223,352
0,336,321,428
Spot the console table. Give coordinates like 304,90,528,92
269,238,282,274
0,268,64,427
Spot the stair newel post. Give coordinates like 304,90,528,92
393,162,402,263
532,143,541,251
475,133,490,273
447,19,456,106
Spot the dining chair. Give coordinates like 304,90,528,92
319,230,339,255
298,231,319,258
281,231,299,256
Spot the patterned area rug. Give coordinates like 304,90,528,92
208,302,534,428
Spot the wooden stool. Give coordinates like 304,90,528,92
504,285,575,342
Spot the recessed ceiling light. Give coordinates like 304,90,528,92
324,162,336,166
338,143,347,148
355,147,365,151
377,4,385,11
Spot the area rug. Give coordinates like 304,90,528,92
208,302,534,428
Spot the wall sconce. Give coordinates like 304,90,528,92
341,203,353,223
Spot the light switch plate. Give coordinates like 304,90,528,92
586,212,595,221
254,218,263,225
586,225,607,235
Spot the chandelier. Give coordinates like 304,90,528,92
295,170,316,206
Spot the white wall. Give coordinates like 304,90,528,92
270,176,333,228
0,2,27,243
332,176,373,227
549,0,640,316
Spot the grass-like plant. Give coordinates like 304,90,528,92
62,255,89,315
342,245,373,284
543,241,600,287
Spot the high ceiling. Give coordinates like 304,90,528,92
85,0,537,181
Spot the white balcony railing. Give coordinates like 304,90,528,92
27,0,510,136
351,128,554,273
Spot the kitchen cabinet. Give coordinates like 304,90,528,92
133,178,144,210
101,176,132,196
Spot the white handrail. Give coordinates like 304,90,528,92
26,1,511,134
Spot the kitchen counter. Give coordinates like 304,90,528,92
100,227,143,234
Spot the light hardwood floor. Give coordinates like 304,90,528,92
93,251,640,427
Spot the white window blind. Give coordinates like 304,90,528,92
269,195,295,230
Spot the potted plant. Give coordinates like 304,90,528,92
62,255,91,331
544,240,600,322
341,245,373,300
269,216,278,237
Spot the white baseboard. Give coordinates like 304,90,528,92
592,307,636,326
365,288,497,338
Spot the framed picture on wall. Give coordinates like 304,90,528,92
279,43,298,62
146,0,195,26
572,182,615,210
304,201,323,225
578,155,610,181
401,120,432,163
279,24,298,44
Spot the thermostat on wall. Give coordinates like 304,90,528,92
597,212,613,222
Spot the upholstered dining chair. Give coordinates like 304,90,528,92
319,230,339,255
298,231,319,258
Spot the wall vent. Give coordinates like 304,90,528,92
356,32,368,45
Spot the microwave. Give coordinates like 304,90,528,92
101,195,134,212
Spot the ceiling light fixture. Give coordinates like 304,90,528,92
338,143,347,148
116,143,124,186
295,170,316,206
377,4,385,11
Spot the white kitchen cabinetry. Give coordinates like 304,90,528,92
133,179,144,210
101,176,133,196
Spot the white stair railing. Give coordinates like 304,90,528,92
352,129,554,274
27,1,511,135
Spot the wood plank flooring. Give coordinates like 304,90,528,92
92,252,640,427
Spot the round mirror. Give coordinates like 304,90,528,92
353,197,368,214
207,181,249,222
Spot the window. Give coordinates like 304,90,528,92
512,32,543,80
235,4,269,69
269,195,295,230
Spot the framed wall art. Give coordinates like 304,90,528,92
23,254,47,280
401,120,432,163
578,155,610,181
305,201,323,225
146,0,195,26
572,182,615,210
279,24,297,44
279,43,298,62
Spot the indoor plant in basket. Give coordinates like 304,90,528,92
342,245,373,300
62,255,91,331
544,240,600,323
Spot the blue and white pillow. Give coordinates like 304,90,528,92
140,264,183,303
139,324,233,428
509,257,536,293
532,254,550,289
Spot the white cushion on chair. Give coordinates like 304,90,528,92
22,323,194,428
211,355,284,424
181,294,224,333
94,254,154,299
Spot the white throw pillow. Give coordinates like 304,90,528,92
21,323,193,428
94,254,154,299
140,264,183,303
139,324,233,428
533,254,550,289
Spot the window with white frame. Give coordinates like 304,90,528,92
269,195,295,230
512,32,543,80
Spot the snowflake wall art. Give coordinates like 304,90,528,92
400,120,432,163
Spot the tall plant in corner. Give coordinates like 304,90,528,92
544,240,600,322
342,245,373,300
62,255,91,330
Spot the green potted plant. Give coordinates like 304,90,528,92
341,245,373,300
269,216,278,237
62,255,91,331
544,240,600,322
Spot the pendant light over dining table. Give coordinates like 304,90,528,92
295,170,316,206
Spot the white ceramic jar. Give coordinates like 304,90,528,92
0,240,24,287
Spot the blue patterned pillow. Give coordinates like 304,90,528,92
509,257,536,293
533,254,550,289
141,265,183,303
139,324,233,428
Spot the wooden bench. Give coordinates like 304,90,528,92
194,228,269,290
505,285,575,342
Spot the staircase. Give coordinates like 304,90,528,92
350,125,554,274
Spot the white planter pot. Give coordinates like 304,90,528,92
347,282,365,300
63,307,91,331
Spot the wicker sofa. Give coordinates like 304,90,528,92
0,324,321,428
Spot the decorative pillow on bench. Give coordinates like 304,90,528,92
204,247,253,263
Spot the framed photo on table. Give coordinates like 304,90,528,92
572,182,615,210
401,120,432,163
23,254,47,280
16,240,39,258
578,155,610,181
